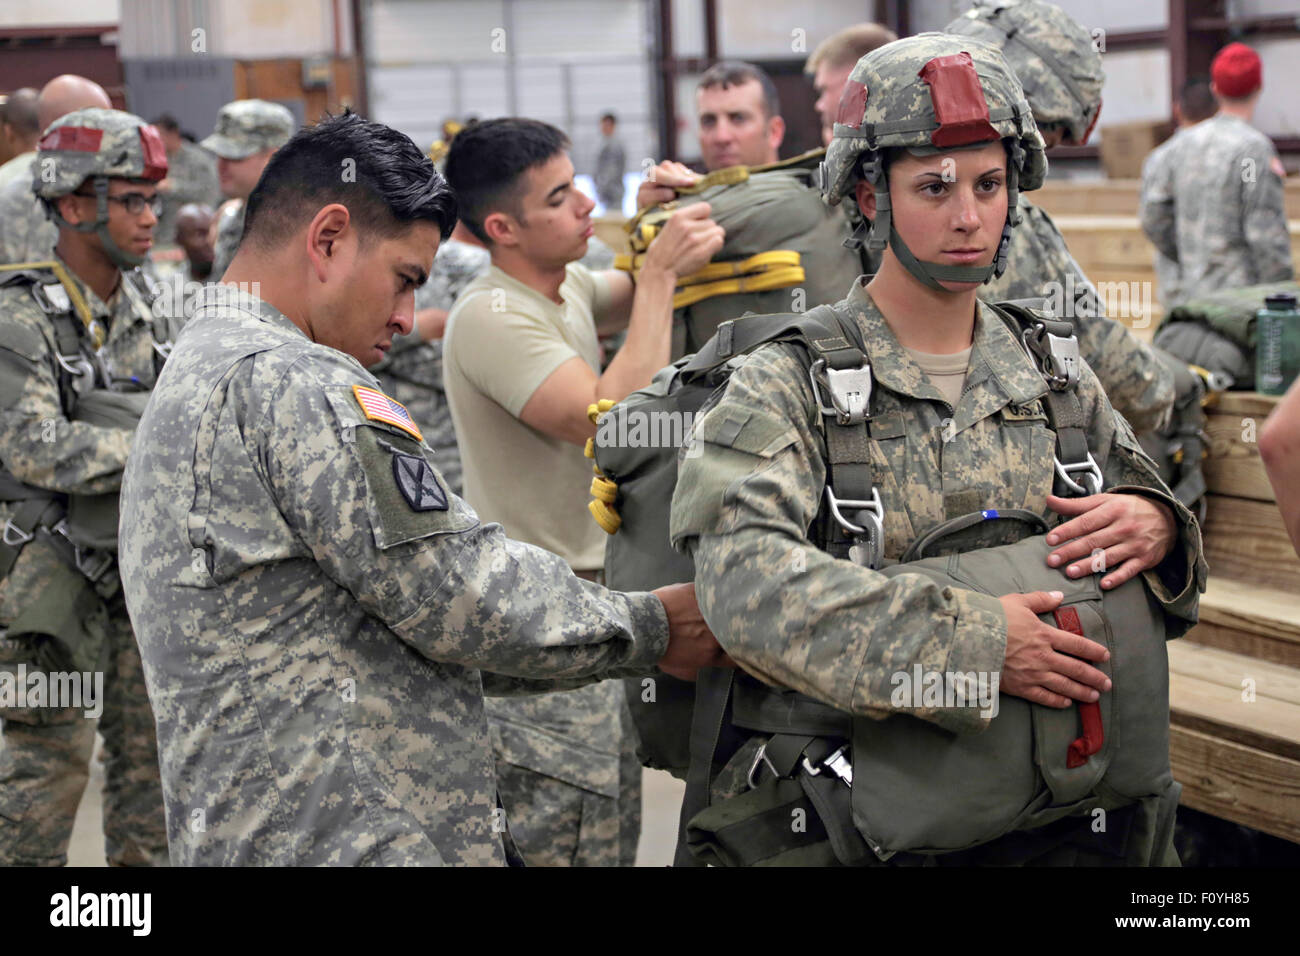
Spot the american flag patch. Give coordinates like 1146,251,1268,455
352,385,423,442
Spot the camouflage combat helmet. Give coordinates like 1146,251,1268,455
33,107,168,269
946,1,1104,147
821,32,1046,290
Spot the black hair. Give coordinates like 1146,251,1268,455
3,88,39,137
242,110,456,250
1179,76,1216,124
443,117,570,245
697,61,781,119
152,113,181,134
600,112,617,124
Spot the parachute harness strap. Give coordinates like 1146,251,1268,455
586,399,621,534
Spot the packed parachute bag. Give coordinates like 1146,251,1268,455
616,148,866,359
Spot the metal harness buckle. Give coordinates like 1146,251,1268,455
2,520,34,547
55,352,92,378
747,742,855,790
51,519,113,582
152,339,173,361
1054,454,1104,497
810,745,854,787
1023,324,1080,391
824,484,884,569
808,358,873,426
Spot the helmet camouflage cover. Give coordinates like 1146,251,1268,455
33,107,167,200
820,32,1046,288
945,0,1104,146
32,108,168,269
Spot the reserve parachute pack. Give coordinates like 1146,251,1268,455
616,148,866,358
0,262,171,600
588,298,1178,865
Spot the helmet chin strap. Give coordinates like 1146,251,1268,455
859,153,1023,292
47,176,147,270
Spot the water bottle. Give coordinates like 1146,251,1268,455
1255,292,1300,395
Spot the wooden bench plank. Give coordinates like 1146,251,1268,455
1167,641,1300,706
1202,494,1299,592
1203,412,1274,502
1171,724,1300,844
1186,578,1300,667
1169,670,1300,760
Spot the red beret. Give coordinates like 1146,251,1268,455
1212,42,1262,98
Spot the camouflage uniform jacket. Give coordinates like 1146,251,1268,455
368,238,489,496
209,200,244,282
0,262,174,641
670,279,1206,735
1139,127,1191,309
0,172,57,264
1139,113,1294,304
118,286,669,866
980,193,1175,432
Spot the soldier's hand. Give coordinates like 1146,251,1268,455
652,582,733,682
637,160,698,209
998,590,1111,708
641,203,725,281
1045,492,1177,589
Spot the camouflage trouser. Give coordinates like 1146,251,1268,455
0,606,168,866
495,711,643,867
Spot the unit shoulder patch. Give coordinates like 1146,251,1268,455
392,451,448,512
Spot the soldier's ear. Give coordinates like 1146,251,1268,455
306,202,352,281
767,114,786,152
482,210,515,247
56,193,85,225
855,180,876,220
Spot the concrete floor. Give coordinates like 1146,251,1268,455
65,745,685,867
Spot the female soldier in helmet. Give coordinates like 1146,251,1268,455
668,33,1206,866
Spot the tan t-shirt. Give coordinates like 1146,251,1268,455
443,262,612,570
905,344,972,409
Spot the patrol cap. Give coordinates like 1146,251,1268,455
1211,42,1262,98
201,99,294,160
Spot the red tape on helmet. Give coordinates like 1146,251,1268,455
1079,97,1101,146
918,52,999,148
38,126,105,153
835,80,868,129
138,124,169,181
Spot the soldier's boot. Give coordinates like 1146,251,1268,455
0,706,96,866
96,613,168,866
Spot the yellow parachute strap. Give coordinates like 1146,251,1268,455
590,475,618,504
589,498,622,534
667,148,827,198
675,250,802,288
1187,364,1225,408
673,263,806,310
585,399,622,533
616,250,804,308
0,260,100,348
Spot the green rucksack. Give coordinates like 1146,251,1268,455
1153,280,1300,389
616,149,866,358
591,299,1180,865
